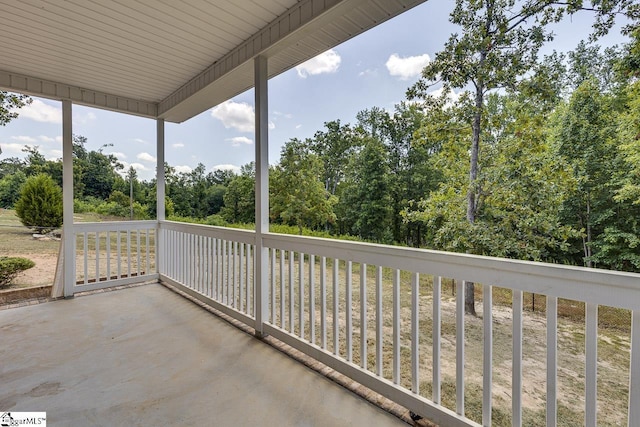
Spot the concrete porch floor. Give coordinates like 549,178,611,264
0,284,409,426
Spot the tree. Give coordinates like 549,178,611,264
271,138,337,234
593,31,640,272
0,157,25,180
0,92,31,129
408,90,579,312
0,170,27,208
22,145,47,176
220,164,255,224
407,0,634,314
15,174,63,233
83,146,122,200
338,137,392,242
409,0,553,314
554,79,619,267
209,169,236,186
358,103,440,245
204,185,227,215
310,120,359,196
188,163,209,218
127,166,138,220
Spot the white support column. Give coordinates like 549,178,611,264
254,55,269,336
62,100,75,297
156,119,165,276
156,119,165,221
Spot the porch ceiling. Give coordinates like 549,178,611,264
0,0,425,123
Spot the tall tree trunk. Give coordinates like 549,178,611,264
463,1,493,316
585,198,592,267
464,80,484,316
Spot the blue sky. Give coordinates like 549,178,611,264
0,1,630,181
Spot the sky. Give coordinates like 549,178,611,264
0,1,631,181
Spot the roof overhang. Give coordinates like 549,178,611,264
0,0,426,123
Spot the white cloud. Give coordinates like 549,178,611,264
55,136,63,143
295,124,302,129
174,165,192,174
132,138,147,144
385,53,430,80
358,69,378,78
16,99,61,123
10,135,37,143
428,87,462,105
74,111,97,124
211,101,255,133
296,49,341,78
120,161,148,172
212,164,241,174
273,111,293,119
137,152,156,163
108,151,127,160
131,163,148,170
172,143,184,148
0,142,26,155
38,135,56,143
210,101,276,133
48,149,63,159
227,136,253,146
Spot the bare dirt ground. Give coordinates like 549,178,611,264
6,253,58,288
0,209,60,289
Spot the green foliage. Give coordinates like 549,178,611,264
205,184,226,215
271,138,337,234
408,93,577,261
0,157,25,180
310,120,360,196
74,198,98,213
95,200,149,219
0,170,27,208
168,214,226,227
14,174,63,233
554,79,620,266
220,165,255,224
0,256,35,287
269,223,361,241
591,79,640,271
615,81,640,206
340,136,393,242
0,92,31,128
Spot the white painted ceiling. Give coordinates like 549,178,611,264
0,0,425,122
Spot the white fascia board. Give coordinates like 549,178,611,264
0,70,158,119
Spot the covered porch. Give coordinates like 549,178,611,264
2,1,640,426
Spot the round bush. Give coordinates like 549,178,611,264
15,174,63,233
0,256,35,287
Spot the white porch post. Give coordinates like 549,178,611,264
62,100,75,297
254,55,269,336
156,119,165,276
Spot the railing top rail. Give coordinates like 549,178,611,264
160,220,255,244
263,232,640,311
73,220,158,232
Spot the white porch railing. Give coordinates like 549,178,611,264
71,221,158,293
152,220,640,426
159,221,256,326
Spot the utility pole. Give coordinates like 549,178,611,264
127,166,136,220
